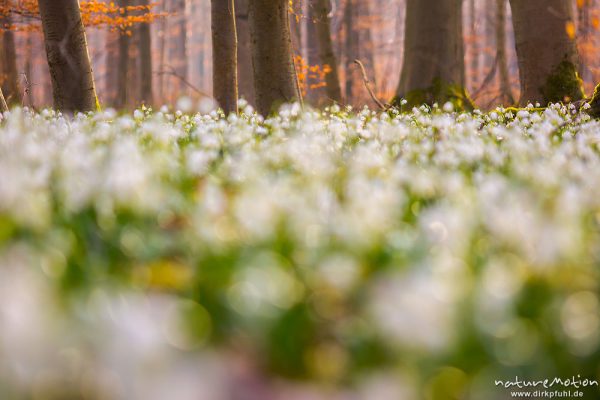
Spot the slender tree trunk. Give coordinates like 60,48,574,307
358,0,377,104
104,30,119,106
172,0,188,95
0,1,21,106
303,1,320,104
509,0,583,105
469,0,479,90
128,27,139,107
115,0,130,109
311,0,342,103
496,0,514,105
344,0,358,103
157,1,167,101
212,0,238,114
395,0,470,109
24,34,34,107
249,0,301,115
139,0,154,106
235,0,255,105
38,0,98,112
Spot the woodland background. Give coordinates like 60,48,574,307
3,0,599,111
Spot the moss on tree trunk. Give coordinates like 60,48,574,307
392,78,474,111
540,59,584,104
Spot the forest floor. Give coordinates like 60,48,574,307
1,102,599,399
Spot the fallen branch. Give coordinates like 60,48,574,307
354,59,388,110
154,66,210,98
471,54,499,101
0,87,8,113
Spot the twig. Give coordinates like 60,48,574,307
154,66,210,98
354,59,388,110
471,54,499,101
20,73,33,108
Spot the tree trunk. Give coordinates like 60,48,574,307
38,0,98,112
0,0,21,106
139,0,154,106
469,0,479,90
157,0,168,101
394,0,471,109
509,0,583,105
358,0,377,105
235,0,255,105
312,0,342,103
249,0,301,115
115,0,130,109
171,0,188,96
103,30,119,106
496,0,514,105
212,0,238,114
24,33,34,107
344,0,358,103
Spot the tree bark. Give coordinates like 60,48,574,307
249,0,301,115
0,86,8,112
157,0,168,101
344,0,358,103
212,0,238,114
103,30,118,106
509,0,583,105
469,0,479,90
171,0,188,95
496,0,514,105
115,0,130,109
38,0,98,112
139,0,154,106
394,0,471,109
0,0,21,106
235,0,255,105
311,0,342,103
358,0,377,106
24,33,34,107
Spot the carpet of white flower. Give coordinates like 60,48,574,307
1,102,600,399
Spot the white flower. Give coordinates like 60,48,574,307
442,102,454,113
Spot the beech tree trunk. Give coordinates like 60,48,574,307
212,0,238,114
171,0,188,95
496,0,514,104
0,0,21,106
249,0,301,115
469,0,479,89
344,0,358,103
394,0,470,109
312,0,342,103
115,0,130,109
38,0,98,112
157,0,168,101
104,31,119,106
24,34,34,107
509,0,583,105
358,0,377,100
139,0,154,105
235,0,255,105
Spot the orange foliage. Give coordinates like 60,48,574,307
294,55,332,97
0,0,166,32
